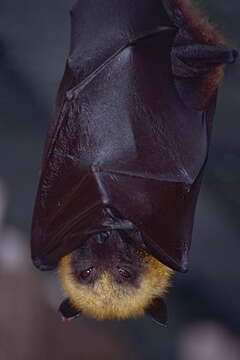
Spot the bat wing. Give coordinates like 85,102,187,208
31,0,237,272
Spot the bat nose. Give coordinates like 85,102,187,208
95,231,110,245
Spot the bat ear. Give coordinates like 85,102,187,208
145,297,168,327
58,298,81,322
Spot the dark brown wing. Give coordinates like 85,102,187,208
31,0,237,272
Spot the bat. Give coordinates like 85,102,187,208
31,0,238,324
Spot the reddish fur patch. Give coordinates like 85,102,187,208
198,66,224,108
170,0,226,45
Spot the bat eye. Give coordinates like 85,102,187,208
80,267,94,280
117,267,131,279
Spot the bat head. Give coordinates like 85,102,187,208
58,230,172,321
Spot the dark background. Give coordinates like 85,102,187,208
0,1,239,359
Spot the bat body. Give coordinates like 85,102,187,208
31,0,237,322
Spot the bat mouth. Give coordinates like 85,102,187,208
58,250,173,320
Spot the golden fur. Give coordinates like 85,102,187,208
58,251,173,320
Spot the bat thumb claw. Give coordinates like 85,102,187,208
229,48,239,64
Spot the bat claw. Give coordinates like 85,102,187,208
32,256,56,271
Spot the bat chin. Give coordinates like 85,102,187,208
58,251,173,320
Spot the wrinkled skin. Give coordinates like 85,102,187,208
31,0,237,274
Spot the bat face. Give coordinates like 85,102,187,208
58,230,172,320
67,231,143,286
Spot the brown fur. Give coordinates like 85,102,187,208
170,0,226,45
58,251,173,320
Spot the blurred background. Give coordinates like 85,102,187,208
0,0,239,359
